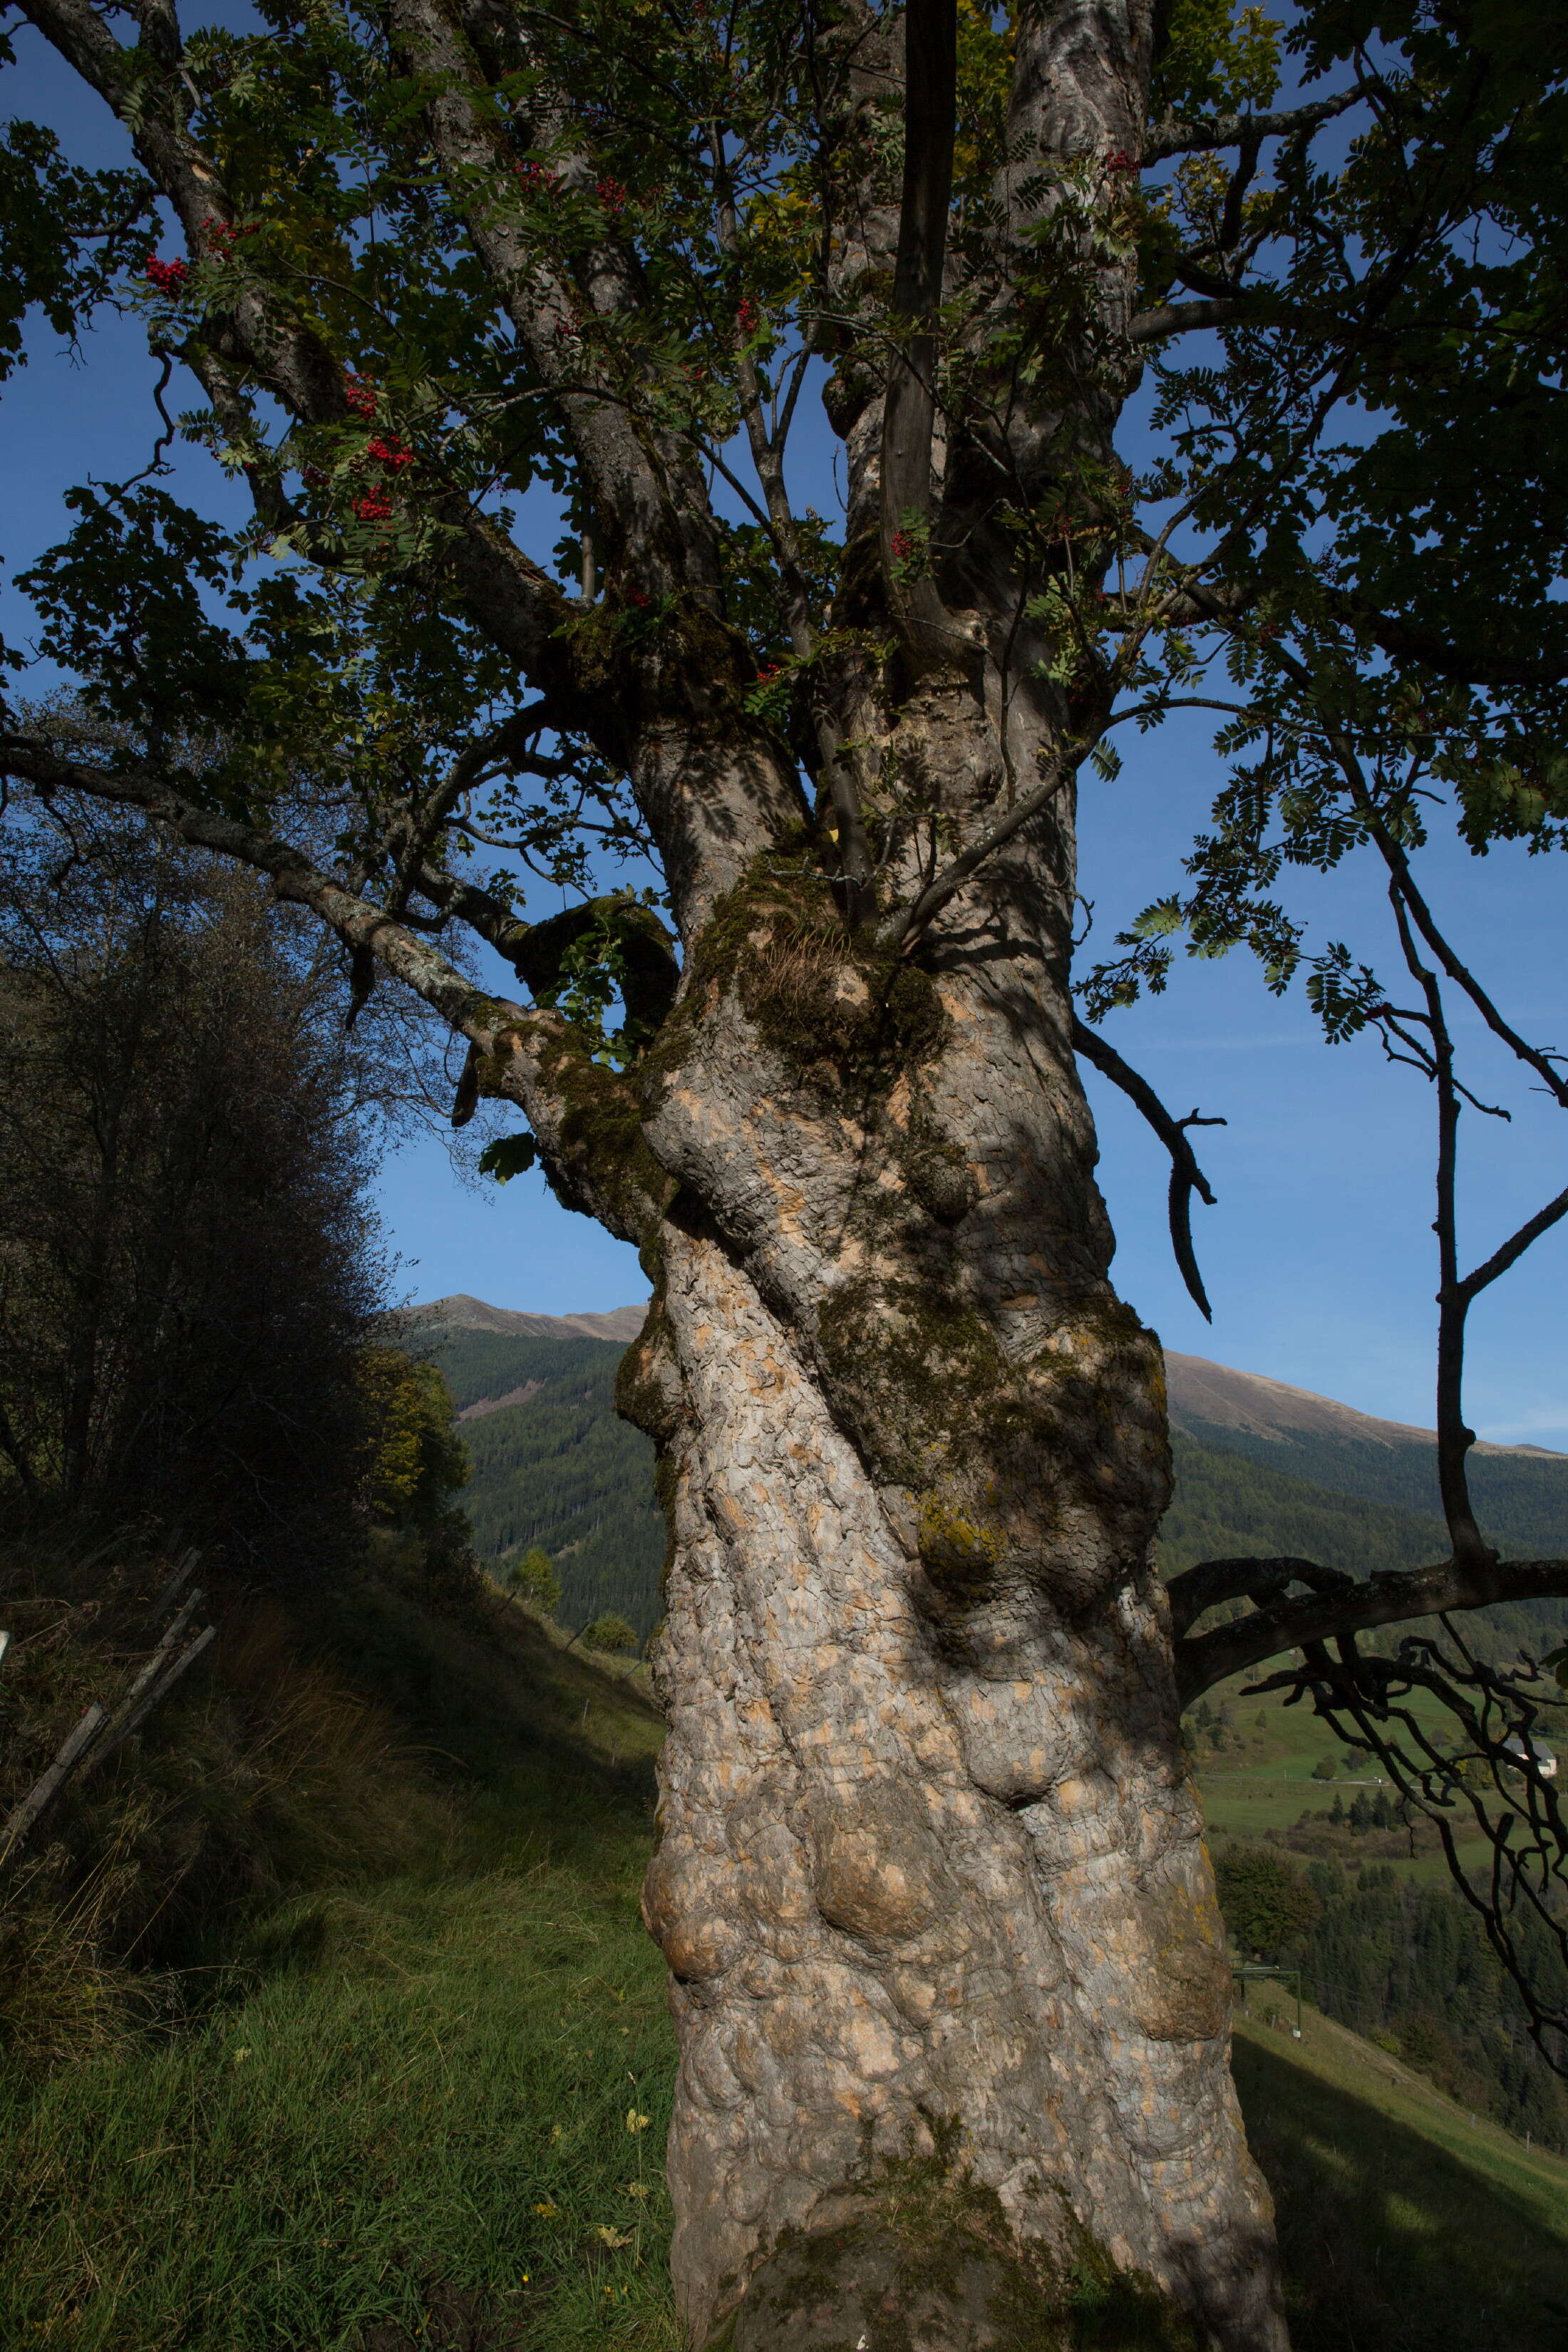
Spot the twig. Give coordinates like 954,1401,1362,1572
1071,1016,1226,1319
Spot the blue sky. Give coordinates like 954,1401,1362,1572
4,18,1564,1447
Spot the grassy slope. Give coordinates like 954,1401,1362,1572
1191,1668,1492,1883
0,1577,676,2352
1233,2003,1568,2352
5,1567,1564,2351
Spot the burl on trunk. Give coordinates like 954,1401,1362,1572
615,681,1286,2352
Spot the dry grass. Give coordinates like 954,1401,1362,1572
0,1533,456,2070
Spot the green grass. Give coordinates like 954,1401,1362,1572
1233,2003,1568,2352
5,1563,1563,2352
1192,1671,1492,1881
0,1557,679,2352
1,1789,677,2351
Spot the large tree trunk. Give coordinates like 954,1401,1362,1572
618,680,1287,2351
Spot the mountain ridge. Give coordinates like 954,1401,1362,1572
404,1295,1562,1460
396,1294,650,1346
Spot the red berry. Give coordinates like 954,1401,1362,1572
144,255,189,294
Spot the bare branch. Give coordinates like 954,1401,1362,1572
1071,1016,1226,1319
1143,83,1372,165
1458,1182,1568,1306
1175,1552,1568,1703
1127,296,1249,344
1252,1626,1568,2070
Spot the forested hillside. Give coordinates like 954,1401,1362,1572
414,1326,664,1635
1172,1418,1568,1563
409,1306,1568,1651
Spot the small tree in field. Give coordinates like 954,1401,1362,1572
3,0,1567,2339
506,1544,561,1617
581,1610,639,1656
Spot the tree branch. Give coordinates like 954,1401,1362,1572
1127,296,1249,344
1143,84,1371,165
1071,1017,1226,1319
880,0,958,668
1175,1551,1568,1703
1167,1554,1354,1640
0,737,659,1237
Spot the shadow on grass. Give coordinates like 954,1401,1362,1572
1234,2036,1568,2352
319,1549,662,1852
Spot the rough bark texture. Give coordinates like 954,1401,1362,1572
612,676,1286,2351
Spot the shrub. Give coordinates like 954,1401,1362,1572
580,1611,638,1655
506,1545,561,1616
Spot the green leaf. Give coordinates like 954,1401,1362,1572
477,1134,538,1184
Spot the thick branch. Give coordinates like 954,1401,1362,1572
880,0,958,666
1167,1555,1353,1640
1143,84,1371,165
1071,1017,1224,1319
383,0,718,601
1175,1551,1568,1703
1127,296,1249,344
0,738,656,1237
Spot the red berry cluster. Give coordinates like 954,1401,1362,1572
753,661,780,686
203,219,259,254
515,160,561,194
344,375,378,418
354,490,393,522
367,435,416,473
1104,149,1138,175
736,296,760,334
144,255,189,294
890,529,914,562
626,587,651,609
596,175,627,212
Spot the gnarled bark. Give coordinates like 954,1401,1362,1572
614,667,1286,2351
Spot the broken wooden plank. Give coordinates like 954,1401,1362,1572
0,1702,108,1868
